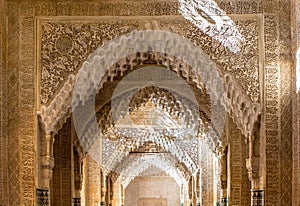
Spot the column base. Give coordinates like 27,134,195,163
220,197,228,206
36,189,49,206
251,190,264,206
72,198,81,206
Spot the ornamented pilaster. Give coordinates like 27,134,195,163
36,189,49,206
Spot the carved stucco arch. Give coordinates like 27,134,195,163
38,30,261,149
101,131,199,175
116,154,189,188
77,87,216,175
94,86,210,138
86,86,204,176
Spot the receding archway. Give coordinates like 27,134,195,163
37,30,259,206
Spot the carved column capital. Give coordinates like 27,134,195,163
40,155,55,189
75,173,83,191
218,146,228,191
246,156,260,183
40,131,55,189
41,155,55,168
40,168,53,189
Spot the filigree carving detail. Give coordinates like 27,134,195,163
39,17,260,105
40,21,138,104
38,74,76,134
167,18,261,103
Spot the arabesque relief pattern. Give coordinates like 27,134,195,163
263,13,281,206
291,1,300,206
228,118,251,205
278,1,293,205
0,0,7,204
1,0,294,205
40,17,261,105
39,33,261,155
263,0,293,205
20,16,36,205
168,17,261,103
6,2,21,205
40,21,139,105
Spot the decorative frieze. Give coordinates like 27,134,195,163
0,0,7,205
278,1,293,206
264,13,280,206
6,2,21,205
38,16,261,105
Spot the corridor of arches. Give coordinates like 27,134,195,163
44,61,253,206
2,0,299,206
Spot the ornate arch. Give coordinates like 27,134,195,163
38,30,261,147
116,154,189,188
94,86,210,138
100,132,199,175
